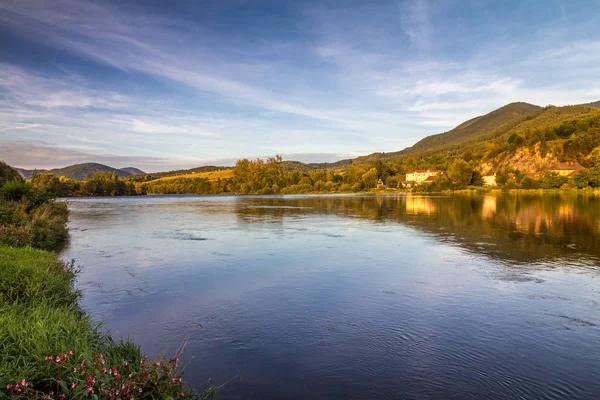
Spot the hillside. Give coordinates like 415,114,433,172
14,168,47,179
45,163,137,180
404,102,542,156
120,167,146,175
122,165,231,182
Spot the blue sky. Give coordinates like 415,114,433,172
1,0,599,171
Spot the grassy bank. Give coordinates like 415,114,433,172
0,162,214,399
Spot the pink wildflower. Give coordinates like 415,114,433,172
122,361,128,366
6,384,12,390
71,382,78,389
67,350,73,355
102,367,107,374
138,388,143,393
45,356,52,361
73,367,79,373
20,379,28,387
55,356,62,363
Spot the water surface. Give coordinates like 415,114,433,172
62,194,600,399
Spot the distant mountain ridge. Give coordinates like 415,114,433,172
15,163,145,181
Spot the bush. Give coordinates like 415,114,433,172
0,201,68,250
520,177,540,189
0,180,30,201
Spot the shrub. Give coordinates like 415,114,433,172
0,180,30,201
0,201,68,250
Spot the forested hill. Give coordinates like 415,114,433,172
581,100,600,108
16,163,145,180
331,101,600,169
401,102,542,157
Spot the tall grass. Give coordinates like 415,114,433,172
0,245,214,399
0,199,68,250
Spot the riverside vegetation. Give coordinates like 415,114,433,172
0,162,216,399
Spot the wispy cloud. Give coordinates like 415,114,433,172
399,0,433,49
1,0,599,169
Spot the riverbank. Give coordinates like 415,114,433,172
0,245,212,399
0,166,214,399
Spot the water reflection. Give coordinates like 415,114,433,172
62,194,600,400
233,193,600,264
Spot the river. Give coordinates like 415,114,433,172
61,193,600,399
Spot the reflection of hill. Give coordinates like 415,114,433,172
233,194,600,264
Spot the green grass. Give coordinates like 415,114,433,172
0,245,140,389
0,244,216,399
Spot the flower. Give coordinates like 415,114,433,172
6,384,12,390
73,367,79,373
45,356,53,361
67,350,73,355
122,361,128,366
20,379,28,387
71,382,78,389
55,356,62,363
138,388,143,393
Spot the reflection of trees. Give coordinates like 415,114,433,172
233,194,600,263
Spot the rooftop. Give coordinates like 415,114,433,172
549,162,584,171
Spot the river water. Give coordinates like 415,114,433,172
61,194,600,399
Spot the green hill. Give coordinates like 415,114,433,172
14,163,143,180
401,102,542,157
48,163,130,180
123,165,230,182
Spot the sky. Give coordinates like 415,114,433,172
1,0,599,172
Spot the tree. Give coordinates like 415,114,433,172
0,161,23,188
361,168,378,189
448,159,473,189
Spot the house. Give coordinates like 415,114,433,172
525,172,537,179
482,175,496,186
404,170,439,186
548,162,584,176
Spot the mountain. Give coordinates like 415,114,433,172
47,163,137,180
15,163,146,180
401,102,542,157
14,168,47,179
120,167,146,175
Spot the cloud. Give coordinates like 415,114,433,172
0,140,212,172
0,63,132,109
1,0,600,170
399,0,432,49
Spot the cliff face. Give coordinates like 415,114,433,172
480,143,558,175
